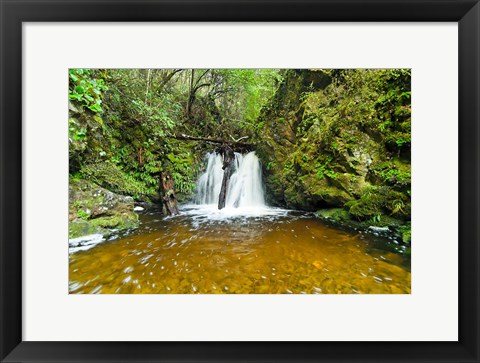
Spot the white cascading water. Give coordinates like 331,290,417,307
196,151,265,208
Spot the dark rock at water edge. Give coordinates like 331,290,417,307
315,208,411,246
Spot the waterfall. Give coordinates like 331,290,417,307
196,151,265,208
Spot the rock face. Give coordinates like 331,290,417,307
69,179,139,239
255,69,411,230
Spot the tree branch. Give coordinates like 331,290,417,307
193,69,210,89
172,133,254,149
193,83,211,94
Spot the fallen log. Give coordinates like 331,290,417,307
172,133,254,150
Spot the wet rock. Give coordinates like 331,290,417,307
69,233,105,253
315,208,410,246
368,226,389,233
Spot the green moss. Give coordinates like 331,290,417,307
69,215,139,239
283,184,309,208
329,173,365,197
316,208,351,223
304,174,353,206
77,209,91,220
346,185,410,220
92,115,104,127
316,207,409,247
347,200,380,220
372,159,411,188
90,214,139,230
81,162,155,199
69,220,98,239
399,223,411,243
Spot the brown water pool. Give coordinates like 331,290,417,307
69,206,411,294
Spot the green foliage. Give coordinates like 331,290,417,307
69,69,108,113
266,161,276,171
70,172,83,182
216,69,283,125
380,168,410,186
167,151,196,195
81,162,156,199
374,70,411,154
68,68,284,205
316,208,351,223
372,160,411,189
68,118,87,140
77,209,90,220
67,67,411,235
315,158,338,180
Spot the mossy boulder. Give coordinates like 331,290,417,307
69,179,139,239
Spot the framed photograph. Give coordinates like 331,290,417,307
1,0,479,362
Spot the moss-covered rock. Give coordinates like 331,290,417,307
255,69,411,232
69,179,139,239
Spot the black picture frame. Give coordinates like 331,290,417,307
1,0,479,362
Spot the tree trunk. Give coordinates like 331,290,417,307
160,172,179,215
186,69,195,118
218,146,235,210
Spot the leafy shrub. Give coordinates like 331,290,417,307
69,69,108,113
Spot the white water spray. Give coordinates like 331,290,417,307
196,151,265,208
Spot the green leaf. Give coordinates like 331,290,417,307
73,133,85,140
74,85,85,94
69,93,82,101
87,104,103,113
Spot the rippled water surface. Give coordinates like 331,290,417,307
69,205,411,294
